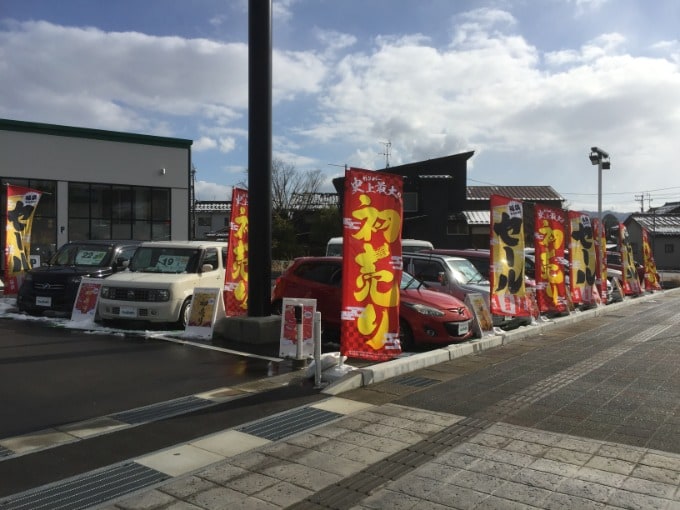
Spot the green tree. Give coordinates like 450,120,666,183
308,206,342,255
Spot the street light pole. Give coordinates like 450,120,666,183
589,146,611,225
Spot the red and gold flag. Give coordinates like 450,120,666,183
618,223,642,295
568,211,597,306
223,187,249,316
4,185,42,295
592,218,608,302
340,168,403,361
534,205,568,313
490,195,530,317
641,228,661,291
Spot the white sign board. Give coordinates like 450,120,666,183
279,298,316,358
465,292,494,338
185,288,224,339
71,277,103,322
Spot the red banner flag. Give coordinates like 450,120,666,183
641,228,661,291
534,205,568,313
592,217,608,302
490,194,530,317
340,168,403,360
223,187,249,316
4,185,42,295
618,223,642,296
568,211,598,306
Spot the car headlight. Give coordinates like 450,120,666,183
403,302,445,317
147,289,170,302
69,275,83,285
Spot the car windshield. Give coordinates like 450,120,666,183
447,258,487,285
49,244,113,267
129,247,200,274
400,271,423,290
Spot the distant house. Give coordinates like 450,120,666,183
332,154,571,249
462,186,566,248
333,152,473,248
624,207,680,270
193,200,231,240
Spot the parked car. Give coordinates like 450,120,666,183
325,237,434,257
424,248,537,286
606,250,645,283
16,240,140,317
98,241,228,328
402,252,530,330
271,256,474,349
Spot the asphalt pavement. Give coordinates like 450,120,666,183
2,289,680,509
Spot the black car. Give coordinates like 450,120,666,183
16,240,140,317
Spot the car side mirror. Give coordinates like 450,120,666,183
201,263,214,273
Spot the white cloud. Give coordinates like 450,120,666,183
194,180,232,201
193,137,217,151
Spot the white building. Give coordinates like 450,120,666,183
1,118,193,267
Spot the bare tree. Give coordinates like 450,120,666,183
271,158,324,214
240,158,324,215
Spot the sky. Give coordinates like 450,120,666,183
2,0,679,213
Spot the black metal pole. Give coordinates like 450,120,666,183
247,0,273,317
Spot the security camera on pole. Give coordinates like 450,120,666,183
589,146,611,224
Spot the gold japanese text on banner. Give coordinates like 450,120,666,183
591,218,608,303
340,168,403,361
490,194,530,317
641,228,661,291
568,211,598,306
619,223,642,296
4,185,42,295
224,187,249,316
534,205,568,314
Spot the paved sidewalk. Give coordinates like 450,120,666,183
94,398,680,510
3,290,680,509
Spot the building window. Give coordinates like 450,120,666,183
68,183,170,241
198,216,211,227
665,244,674,254
403,192,418,212
446,218,468,235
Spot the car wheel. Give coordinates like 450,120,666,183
399,319,416,351
177,297,192,329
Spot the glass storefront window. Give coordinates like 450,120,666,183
67,183,171,242
69,183,90,217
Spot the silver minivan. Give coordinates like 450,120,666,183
402,252,527,330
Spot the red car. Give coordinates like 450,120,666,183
271,257,474,350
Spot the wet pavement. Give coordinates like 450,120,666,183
2,289,680,509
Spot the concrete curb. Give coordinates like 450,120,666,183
322,288,676,396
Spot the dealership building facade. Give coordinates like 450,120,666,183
0,119,193,269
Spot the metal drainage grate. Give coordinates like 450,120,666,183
393,376,439,388
110,395,215,425
238,406,342,441
0,462,168,510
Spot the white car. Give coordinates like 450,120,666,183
98,241,228,328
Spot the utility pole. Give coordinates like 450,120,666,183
634,193,645,213
380,141,391,168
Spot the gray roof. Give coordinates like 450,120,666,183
626,213,680,236
650,202,680,214
467,186,564,202
462,210,491,225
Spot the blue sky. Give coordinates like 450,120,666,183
2,0,679,212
